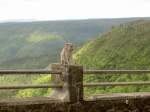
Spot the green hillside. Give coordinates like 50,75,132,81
1,18,150,99
0,18,148,69
74,20,150,94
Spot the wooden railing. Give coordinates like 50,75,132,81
83,69,150,87
0,69,61,74
0,69,62,89
84,69,150,74
0,64,150,102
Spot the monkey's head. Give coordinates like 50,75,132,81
64,43,73,52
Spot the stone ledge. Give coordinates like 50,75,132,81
85,92,150,101
0,97,65,106
0,94,150,112
0,92,150,106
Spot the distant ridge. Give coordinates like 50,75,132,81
0,17,150,69
1,17,150,23
74,19,150,69
74,19,150,93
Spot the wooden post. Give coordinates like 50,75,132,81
49,63,83,103
64,65,83,103
49,63,64,99
50,63,63,85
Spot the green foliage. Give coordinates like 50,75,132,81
74,20,150,94
0,75,38,99
16,75,51,98
0,18,149,98
0,18,145,69
27,32,63,43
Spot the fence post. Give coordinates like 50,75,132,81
49,63,64,99
64,65,83,103
49,63,83,103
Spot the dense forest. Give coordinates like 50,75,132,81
0,18,150,99
74,20,150,94
0,17,148,69
16,19,150,98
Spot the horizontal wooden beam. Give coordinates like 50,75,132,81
1,82,150,89
83,81,150,87
0,70,61,75
84,70,150,74
0,84,63,89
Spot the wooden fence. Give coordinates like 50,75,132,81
0,63,150,102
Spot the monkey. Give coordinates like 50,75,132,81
60,43,73,65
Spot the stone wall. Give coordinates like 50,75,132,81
0,96,150,112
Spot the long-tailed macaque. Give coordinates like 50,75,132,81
60,43,73,65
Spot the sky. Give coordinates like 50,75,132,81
0,0,150,21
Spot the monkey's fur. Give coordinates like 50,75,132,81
60,43,73,65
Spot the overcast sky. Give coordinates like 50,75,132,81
0,0,150,21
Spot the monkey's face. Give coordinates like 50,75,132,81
68,44,73,52
65,43,73,52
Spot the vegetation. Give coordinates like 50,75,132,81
0,18,150,98
74,20,150,94
17,75,51,98
0,74,38,99
17,19,150,97
0,18,147,69
27,32,63,43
